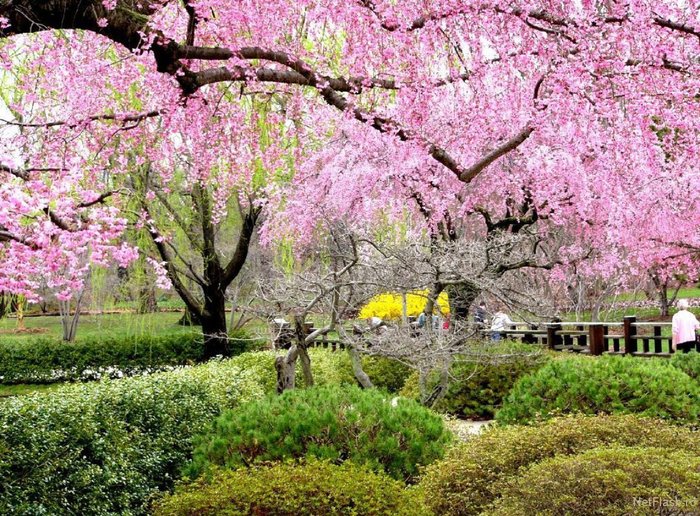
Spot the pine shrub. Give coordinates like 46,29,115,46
186,384,450,481
496,354,700,424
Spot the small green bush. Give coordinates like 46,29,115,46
489,446,700,515
497,354,700,424
187,384,451,481
670,350,700,381
401,341,548,418
419,414,700,516
155,460,427,516
0,354,269,515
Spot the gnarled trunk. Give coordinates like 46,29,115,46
446,281,480,322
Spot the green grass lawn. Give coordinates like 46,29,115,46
0,311,193,344
0,383,62,398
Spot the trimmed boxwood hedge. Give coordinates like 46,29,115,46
154,460,428,516
496,354,700,424
419,414,700,516
0,330,255,384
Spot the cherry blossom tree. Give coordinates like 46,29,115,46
1,0,700,338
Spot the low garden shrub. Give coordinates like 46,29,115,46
489,446,700,515
419,414,700,516
154,460,427,516
0,355,268,515
496,354,700,424
0,330,256,384
401,341,549,418
186,384,451,481
670,350,700,381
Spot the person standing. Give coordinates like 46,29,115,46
474,302,487,326
490,309,514,342
672,299,700,353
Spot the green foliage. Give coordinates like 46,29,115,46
154,460,427,516
489,446,700,515
401,342,549,418
361,355,412,392
187,384,450,481
670,350,700,381
419,414,700,516
0,330,256,384
497,354,700,424
0,355,269,515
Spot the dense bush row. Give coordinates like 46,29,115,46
401,341,549,418
420,414,700,515
187,384,450,482
155,461,428,516
0,331,244,384
497,354,700,424
0,356,269,515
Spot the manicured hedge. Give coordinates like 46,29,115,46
187,384,451,482
401,341,549,418
497,354,700,424
0,355,269,515
154,460,428,516
419,414,700,516
0,329,260,384
490,446,700,515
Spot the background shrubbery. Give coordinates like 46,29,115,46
0,330,256,384
419,414,700,516
401,341,549,418
187,384,450,481
497,354,700,424
155,460,427,516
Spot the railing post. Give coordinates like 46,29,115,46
589,324,605,356
546,323,561,350
623,316,637,354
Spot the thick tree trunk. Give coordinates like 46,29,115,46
446,282,480,322
201,289,231,359
276,346,299,393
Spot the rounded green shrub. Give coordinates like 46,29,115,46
419,414,700,516
497,354,700,424
670,350,700,381
154,460,427,516
489,446,700,515
401,341,549,418
0,355,269,515
187,384,450,481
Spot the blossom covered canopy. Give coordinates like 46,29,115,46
1,0,700,296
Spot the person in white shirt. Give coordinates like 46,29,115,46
672,299,700,353
490,310,514,341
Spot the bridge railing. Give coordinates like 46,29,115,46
491,316,683,356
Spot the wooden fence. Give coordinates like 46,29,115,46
272,315,690,356
491,315,690,357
